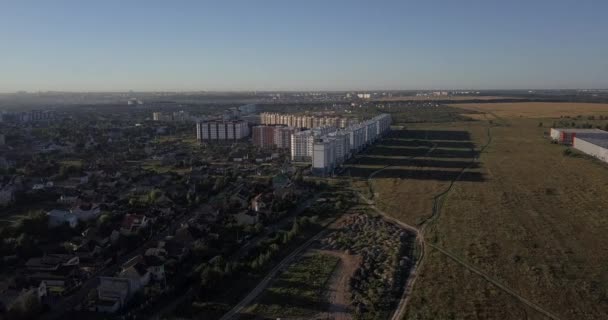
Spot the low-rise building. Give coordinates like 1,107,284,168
120,214,149,234
47,210,78,228
25,254,79,272
97,277,135,313
550,128,606,145
573,133,608,163
72,203,101,222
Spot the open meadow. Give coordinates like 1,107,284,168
456,102,608,119
351,102,608,319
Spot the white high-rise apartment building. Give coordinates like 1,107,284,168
291,130,315,162
312,137,337,175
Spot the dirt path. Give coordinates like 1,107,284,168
314,249,361,320
366,125,563,320
220,216,347,320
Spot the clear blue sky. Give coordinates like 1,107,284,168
1,0,607,92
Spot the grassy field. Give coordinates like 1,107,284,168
247,253,339,318
455,102,608,118
357,102,608,319
375,96,523,102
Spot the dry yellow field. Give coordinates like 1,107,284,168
359,103,608,319
454,102,608,118
376,96,522,102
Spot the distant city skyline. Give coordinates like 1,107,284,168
1,0,607,92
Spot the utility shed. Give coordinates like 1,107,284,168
550,128,607,145
573,133,608,163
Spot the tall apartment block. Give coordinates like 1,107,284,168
290,126,335,161
252,125,300,149
261,113,351,129
311,114,392,175
252,125,276,148
196,120,250,142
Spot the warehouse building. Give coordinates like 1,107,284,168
550,128,606,145
573,133,608,163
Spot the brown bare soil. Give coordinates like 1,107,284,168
315,249,362,320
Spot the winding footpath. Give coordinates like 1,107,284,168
363,125,562,320
221,123,562,320
219,217,342,320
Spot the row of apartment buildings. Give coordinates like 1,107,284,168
286,114,391,175
290,126,337,162
311,114,391,175
152,111,192,122
252,125,300,149
0,110,57,123
260,112,354,129
195,120,250,142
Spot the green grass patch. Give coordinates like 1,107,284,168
250,253,339,318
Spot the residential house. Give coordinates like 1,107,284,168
72,203,101,222
142,251,167,282
0,186,15,206
250,193,268,212
96,277,134,313
57,194,79,205
119,259,150,292
120,214,149,234
234,210,259,226
25,254,79,272
230,185,251,208
47,210,78,228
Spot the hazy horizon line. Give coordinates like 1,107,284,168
2,88,608,94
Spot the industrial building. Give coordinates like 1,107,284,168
196,120,250,142
573,133,608,163
550,128,606,145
